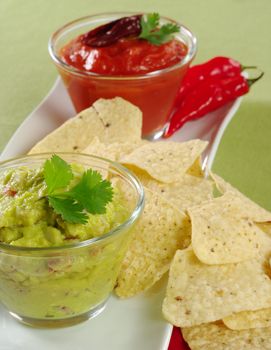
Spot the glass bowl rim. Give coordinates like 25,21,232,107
0,152,145,253
48,12,197,80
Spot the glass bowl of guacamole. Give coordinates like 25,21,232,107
0,153,144,327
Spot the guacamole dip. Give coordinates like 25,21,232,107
0,165,128,247
0,162,131,321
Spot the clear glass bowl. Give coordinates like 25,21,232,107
49,12,197,139
0,153,144,328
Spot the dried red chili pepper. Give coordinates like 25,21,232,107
164,72,263,138
82,15,142,47
174,56,256,106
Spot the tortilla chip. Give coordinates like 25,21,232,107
115,188,191,298
29,97,142,154
92,97,142,143
223,308,271,330
182,322,271,350
186,157,204,177
121,140,208,183
83,137,147,162
132,169,214,213
211,172,271,222
162,249,271,327
190,192,271,264
28,105,104,154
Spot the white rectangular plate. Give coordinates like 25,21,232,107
0,78,242,350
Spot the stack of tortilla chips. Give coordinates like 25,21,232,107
30,97,271,349
162,174,271,349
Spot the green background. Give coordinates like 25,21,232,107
1,0,271,209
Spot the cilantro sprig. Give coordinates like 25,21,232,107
139,13,179,45
44,155,113,224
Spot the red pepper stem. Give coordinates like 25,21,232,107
247,71,264,87
241,65,257,71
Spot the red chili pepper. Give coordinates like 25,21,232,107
165,72,263,138
175,56,256,106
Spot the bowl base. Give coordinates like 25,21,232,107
8,299,108,328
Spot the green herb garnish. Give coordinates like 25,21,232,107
44,155,113,224
139,13,179,45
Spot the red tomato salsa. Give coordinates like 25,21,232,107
60,36,187,75
55,15,193,137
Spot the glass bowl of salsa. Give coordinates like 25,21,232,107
0,153,144,327
48,13,197,140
